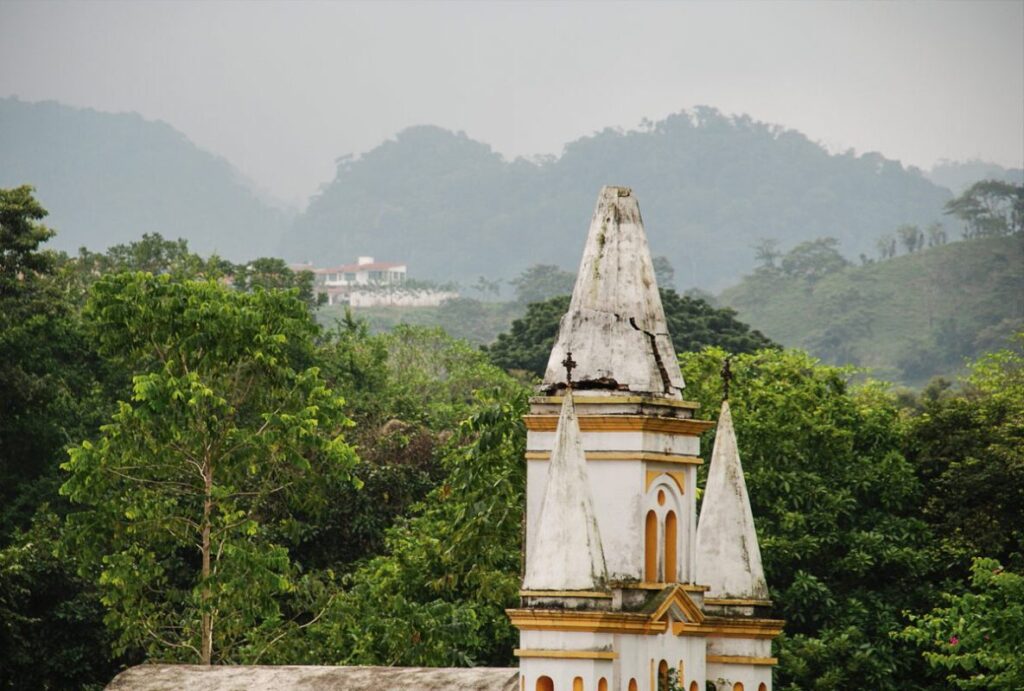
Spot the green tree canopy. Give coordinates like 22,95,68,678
486,290,776,377
0,187,116,536
779,237,850,282
902,557,1024,689
232,257,320,308
0,185,56,294
289,388,529,668
681,348,936,688
944,180,1024,238
302,319,526,571
508,264,575,305
61,273,359,664
902,337,1024,573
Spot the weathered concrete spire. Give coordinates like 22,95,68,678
523,393,607,591
695,400,769,600
542,186,685,397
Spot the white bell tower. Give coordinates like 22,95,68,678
508,187,782,691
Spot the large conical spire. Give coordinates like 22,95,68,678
695,400,769,600
523,393,607,591
542,186,685,397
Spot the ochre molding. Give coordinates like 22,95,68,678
628,582,710,592
514,648,618,660
703,598,773,607
525,450,703,465
524,415,715,435
508,602,783,641
706,654,778,666
519,590,612,599
507,609,667,635
530,395,701,410
646,470,687,493
675,617,784,639
650,585,706,624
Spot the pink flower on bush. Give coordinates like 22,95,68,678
949,635,959,646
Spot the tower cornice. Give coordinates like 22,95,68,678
524,414,715,435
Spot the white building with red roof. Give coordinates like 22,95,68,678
293,256,456,307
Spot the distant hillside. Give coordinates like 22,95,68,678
719,235,1024,385
927,160,1024,193
0,98,287,259
287,108,952,290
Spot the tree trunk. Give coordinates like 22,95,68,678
201,461,213,665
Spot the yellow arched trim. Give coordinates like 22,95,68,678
646,470,687,493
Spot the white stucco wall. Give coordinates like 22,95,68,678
526,428,700,582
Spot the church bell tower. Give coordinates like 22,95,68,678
507,187,782,691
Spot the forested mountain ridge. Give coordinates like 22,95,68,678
288,108,952,290
927,159,1024,193
720,233,1024,385
0,97,288,259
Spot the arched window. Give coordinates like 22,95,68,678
664,510,678,582
628,680,638,691
573,678,583,691
758,685,767,691
536,676,554,691
733,683,744,691
645,510,658,581
657,660,669,691
597,679,607,691
689,682,699,691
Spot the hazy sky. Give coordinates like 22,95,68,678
2,0,1021,205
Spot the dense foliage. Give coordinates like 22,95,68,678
944,180,1024,238
485,290,776,376
2,185,1022,691
722,232,1024,385
681,349,937,689
62,273,360,664
901,558,1024,689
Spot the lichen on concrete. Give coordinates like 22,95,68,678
106,665,519,691
522,393,608,591
695,400,770,600
542,186,685,398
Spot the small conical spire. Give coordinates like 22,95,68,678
542,186,685,397
523,392,607,591
695,400,769,600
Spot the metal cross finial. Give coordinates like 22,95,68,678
721,356,734,401
562,351,577,389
